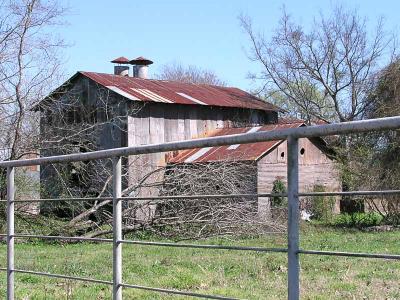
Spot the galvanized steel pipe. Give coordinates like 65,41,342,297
0,116,399,168
6,167,14,300
112,157,123,300
287,136,300,300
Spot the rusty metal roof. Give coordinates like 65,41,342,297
277,117,304,124
111,56,130,64
79,71,281,111
129,56,153,65
168,123,304,163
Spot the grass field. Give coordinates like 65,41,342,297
0,225,399,299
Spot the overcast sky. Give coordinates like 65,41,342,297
59,0,399,91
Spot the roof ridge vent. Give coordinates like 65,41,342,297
129,56,153,79
111,56,130,76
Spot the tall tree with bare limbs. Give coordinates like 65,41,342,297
240,6,392,124
0,0,66,162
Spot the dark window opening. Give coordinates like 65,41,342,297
300,148,305,155
280,152,285,158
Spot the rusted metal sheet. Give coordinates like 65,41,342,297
111,56,130,64
168,123,304,163
129,56,153,65
79,71,280,111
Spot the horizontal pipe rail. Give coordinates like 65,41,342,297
299,249,400,260
1,116,400,168
8,234,112,243
0,197,112,203
11,269,112,285
0,193,273,203
1,190,399,203
2,234,399,259
6,234,400,259
123,190,400,200
0,267,239,300
298,190,400,197
0,233,287,253
120,193,274,201
119,239,287,253
121,283,240,300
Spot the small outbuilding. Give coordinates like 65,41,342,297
168,122,341,218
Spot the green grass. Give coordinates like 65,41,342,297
0,225,399,299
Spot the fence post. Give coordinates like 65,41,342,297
112,157,122,300
287,136,299,300
7,166,15,300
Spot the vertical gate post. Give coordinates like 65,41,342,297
287,136,299,300
7,166,15,300
112,157,122,300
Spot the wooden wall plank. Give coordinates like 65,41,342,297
257,138,342,216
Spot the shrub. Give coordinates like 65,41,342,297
310,185,335,222
332,212,383,228
271,179,287,207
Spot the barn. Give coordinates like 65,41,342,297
37,56,341,218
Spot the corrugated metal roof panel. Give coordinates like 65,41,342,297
106,86,140,101
79,71,281,111
132,88,173,103
168,123,304,163
227,126,262,150
176,92,208,105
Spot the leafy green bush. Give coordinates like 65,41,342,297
332,212,384,228
271,179,287,207
310,185,335,222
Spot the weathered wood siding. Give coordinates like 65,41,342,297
127,102,276,190
257,138,341,216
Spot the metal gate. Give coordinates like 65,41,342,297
1,116,400,299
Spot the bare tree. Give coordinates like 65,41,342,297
0,0,66,160
240,6,391,123
37,83,144,221
0,0,66,200
156,62,226,86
